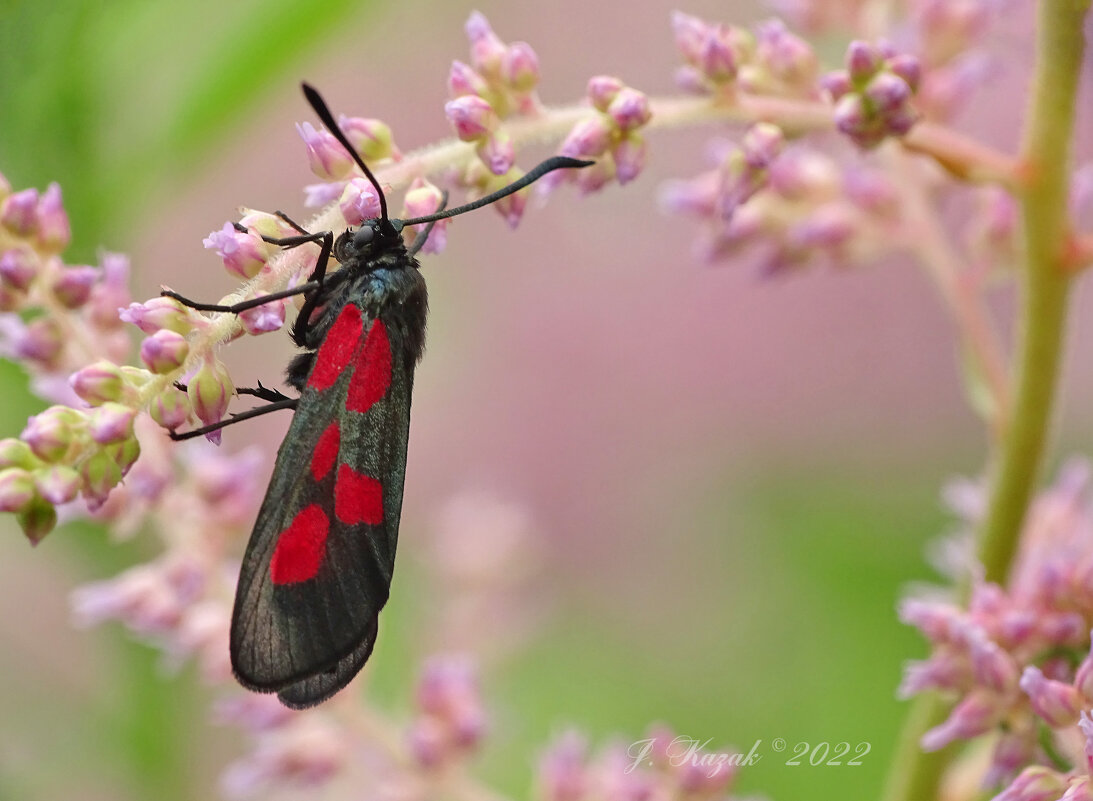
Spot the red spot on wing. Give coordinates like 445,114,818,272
335,464,384,525
346,320,392,413
269,504,330,585
308,305,363,391
311,422,340,481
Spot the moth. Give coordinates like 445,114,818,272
165,83,590,707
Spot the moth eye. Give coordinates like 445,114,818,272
353,225,376,248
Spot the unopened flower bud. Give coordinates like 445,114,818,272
465,11,506,78
0,247,37,291
88,403,137,445
501,42,540,93
204,222,270,280
338,115,398,163
71,360,126,405
1020,666,1082,727
140,330,190,374
403,179,448,255
1,188,39,236
587,75,624,112
119,297,192,335
36,182,71,252
35,464,80,505
52,265,99,308
612,135,646,185
446,95,497,142
560,118,613,159
0,438,41,470
476,131,515,175
239,295,287,335
106,437,141,478
149,389,191,431
742,122,785,168
339,178,382,227
0,468,35,511
188,358,234,444
80,449,123,510
22,406,82,462
847,40,883,81
608,88,652,132
448,60,490,98
17,495,56,544
296,121,354,181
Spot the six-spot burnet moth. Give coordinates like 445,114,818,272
163,83,591,709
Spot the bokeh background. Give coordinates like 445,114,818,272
2,1,1092,800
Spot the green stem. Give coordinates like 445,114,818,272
883,1,1089,799
976,0,1088,583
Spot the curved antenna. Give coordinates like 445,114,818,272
399,156,594,226
301,82,389,222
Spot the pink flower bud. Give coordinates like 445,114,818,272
846,40,882,81
997,766,1068,801
0,247,37,291
560,118,613,159
445,95,497,142
587,75,624,111
538,732,588,801
408,716,447,768
501,41,540,93
204,222,270,280
865,72,912,113
52,265,99,308
755,18,817,90
0,468,35,511
71,360,125,405
22,406,82,462
0,438,40,469
820,70,853,100
607,88,652,132
338,115,398,163
149,389,191,431
1,188,40,236
465,11,506,78
106,438,140,478
476,131,515,175
920,691,998,750
140,329,190,374
887,54,922,92
448,60,490,98
35,464,80,504
188,357,234,445
339,178,382,226
296,121,354,181
35,182,71,252
403,179,448,255
303,181,346,209
612,135,646,185
16,317,63,367
119,296,192,335
742,122,785,168
88,403,137,445
416,654,485,748
80,449,123,510
1020,666,1082,727
87,252,131,330
969,632,1018,693
238,295,287,335
17,496,55,544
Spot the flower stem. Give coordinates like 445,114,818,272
883,1,1090,799
976,0,1088,584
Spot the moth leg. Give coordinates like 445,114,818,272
162,231,334,314
168,397,299,441
174,379,291,404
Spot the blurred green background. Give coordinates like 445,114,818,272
2,2,1090,800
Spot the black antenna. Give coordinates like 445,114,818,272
301,82,389,222
399,156,594,226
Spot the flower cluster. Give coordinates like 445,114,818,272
901,460,1093,795
821,40,921,149
671,12,818,98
